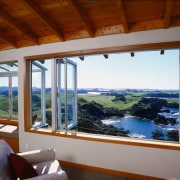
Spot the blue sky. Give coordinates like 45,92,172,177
0,49,178,90
70,49,179,90
29,49,179,90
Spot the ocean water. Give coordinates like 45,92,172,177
102,108,179,139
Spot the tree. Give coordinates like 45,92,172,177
130,98,168,119
152,130,164,140
112,94,126,103
166,130,179,142
77,100,128,137
80,101,105,118
154,115,168,125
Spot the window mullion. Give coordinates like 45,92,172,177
74,63,78,127
57,60,62,129
9,75,12,119
64,58,68,132
51,59,57,131
41,69,46,125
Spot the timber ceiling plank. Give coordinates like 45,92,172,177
22,0,64,41
164,0,174,28
0,7,38,44
116,0,129,33
0,31,18,48
0,0,180,51
124,0,165,23
68,0,94,37
129,18,164,32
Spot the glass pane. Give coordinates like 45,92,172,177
58,62,65,127
31,64,42,126
0,61,18,119
67,63,75,124
31,60,52,128
45,60,52,129
0,77,9,116
0,62,18,72
12,76,18,118
57,59,77,130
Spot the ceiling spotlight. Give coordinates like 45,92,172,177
79,56,84,61
130,52,134,57
160,50,164,55
103,54,108,59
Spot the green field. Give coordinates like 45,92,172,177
78,94,140,110
0,94,18,117
0,90,179,118
78,91,179,112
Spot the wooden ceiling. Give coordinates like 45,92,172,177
0,0,180,51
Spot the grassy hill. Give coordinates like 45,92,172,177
78,91,179,112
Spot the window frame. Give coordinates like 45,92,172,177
52,58,78,131
29,58,78,131
24,42,180,150
31,61,48,128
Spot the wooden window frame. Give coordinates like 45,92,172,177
24,41,180,151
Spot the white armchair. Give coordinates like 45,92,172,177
18,148,68,180
0,139,68,180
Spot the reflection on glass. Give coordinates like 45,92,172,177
0,77,9,116
67,63,75,123
31,70,42,125
31,60,52,128
12,76,18,117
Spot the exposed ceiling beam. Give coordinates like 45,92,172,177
116,0,129,33
69,0,94,37
0,7,38,44
0,31,18,48
23,0,64,41
164,0,174,28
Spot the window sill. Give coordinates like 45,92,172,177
0,119,18,126
26,128,180,151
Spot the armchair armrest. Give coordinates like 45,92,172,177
18,148,56,164
25,171,68,180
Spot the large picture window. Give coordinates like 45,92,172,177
28,49,179,143
0,62,18,120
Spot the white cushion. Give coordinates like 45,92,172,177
33,160,62,175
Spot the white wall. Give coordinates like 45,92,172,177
1,27,180,179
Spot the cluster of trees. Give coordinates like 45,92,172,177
130,97,179,123
76,100,129,136
152,129,179,142
130,98,168,119
112,94,126,103
146,92,179,98
154,115,177,126
0,90,18,116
